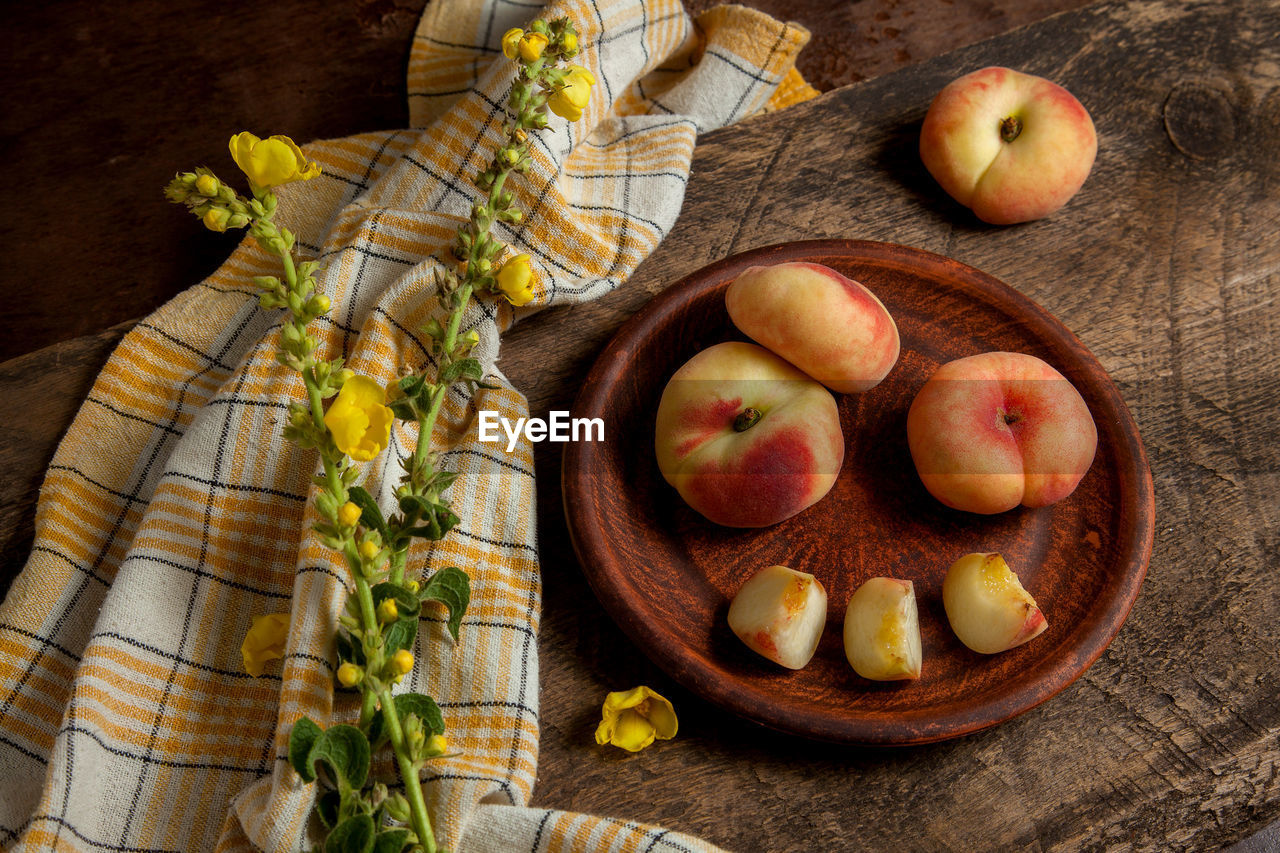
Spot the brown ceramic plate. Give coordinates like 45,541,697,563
563,240,1154,746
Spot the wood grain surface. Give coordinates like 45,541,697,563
3,0,1280,850
0,0,1087,362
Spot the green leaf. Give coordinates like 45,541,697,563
439,357,483,385
427,470,459,493
369,692,445,747
346,487,388,537
288,717,323,782
372,829,411,853
410,506,460,542
308,724,371,792
388,399,417,421
335,629,365,668
382,616,418,657
398,374,426,396
421,566,470,642
316,789,342,831
325,814,375,853
370,582,420,618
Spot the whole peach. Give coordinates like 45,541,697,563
920,66,1097,225
655,342,844,527
906,351,1097,514
725,262,900,393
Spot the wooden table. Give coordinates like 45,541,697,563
4,0,1279,850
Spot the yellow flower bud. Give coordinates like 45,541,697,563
562,31,579,55
195,174,220,196
338,501,362,528
336,661,362,687
548,65,596,122
311,294,331,314
501,28,524,59
518,31,549,62
202,207,231,233
391,649,414,675
405,579,420,594
495,253,535,307
425,733,448,756
324,376,393,462
228,132,321,191
377,598,399,623
359,540,379,561
502,148,520,166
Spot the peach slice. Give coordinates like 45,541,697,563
842,577,923,681
943,553,1048,654
727,565,828,670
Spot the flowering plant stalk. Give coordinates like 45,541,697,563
165,16,591,853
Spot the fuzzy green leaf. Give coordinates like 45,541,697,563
308,724,371,792
372,829,412,853
335,630,365,669
316,790,342,831
288,716,323,782
325,814,375,853
370,583,420,618
346,487,387,537
381,616,418,657
369,692,445,748
403,502,459,542
439,357,483,385
388,398,417,421
421,566,470,642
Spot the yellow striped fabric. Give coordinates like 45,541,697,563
0,1,813,850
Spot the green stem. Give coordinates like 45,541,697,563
411,283,476,474
389,548,408,588
379,686,437,853
350,568,385,730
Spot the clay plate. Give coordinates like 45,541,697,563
563,240,1154,746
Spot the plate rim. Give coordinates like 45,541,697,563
563,238,1156,746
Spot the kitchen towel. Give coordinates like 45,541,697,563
0,0,815,849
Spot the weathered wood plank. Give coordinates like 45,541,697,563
0,0,1088,362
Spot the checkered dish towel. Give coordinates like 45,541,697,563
0,0,815,850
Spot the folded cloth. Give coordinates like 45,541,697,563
0,1,814,850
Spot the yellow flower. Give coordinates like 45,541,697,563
495,254,535,307
548,65,596,122
323,375,393,462
377,598,399,623
241,612,290,677
337,662,362,687
501,28,524,59
338,501,362,527
202,207,230,232
518,31,549,62
425,733,448,756
595,686,677,752
228,132,321,190
561,31,579,56
391,649,414,675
